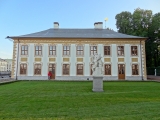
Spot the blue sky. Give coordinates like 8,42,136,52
0,0,160,59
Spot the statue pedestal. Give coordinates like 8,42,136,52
92,76,103,92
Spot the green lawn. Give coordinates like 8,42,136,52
0,81,160,120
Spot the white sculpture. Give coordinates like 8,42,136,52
91,53,104,76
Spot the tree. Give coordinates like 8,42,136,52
115,11,132,34
115,8,160,67
148,13,160,67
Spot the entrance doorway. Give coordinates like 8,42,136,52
48,64,55,79
118,64,125,79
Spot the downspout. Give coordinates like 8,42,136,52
16,39,20,80
140,39,144,80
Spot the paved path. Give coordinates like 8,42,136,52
147,75,160,82
0,78,16,84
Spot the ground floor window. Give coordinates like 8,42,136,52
104,64,111,75
77,64,83,75
34,64,41,75
132,64,139,75
20,63,27,75
63,64,70,75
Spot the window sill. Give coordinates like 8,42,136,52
62,55,70,57
20,55,29,57
48,55,57,57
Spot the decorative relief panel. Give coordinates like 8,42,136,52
49,58,56,62
21,58,27,62
132,58,138,62
77,58,83,62
118,58,124,62
17,39,143,44
104,58,111,62
35,58,41,62
63,58,69,62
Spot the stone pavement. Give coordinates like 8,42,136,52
147,75,160,81
0,78,16,84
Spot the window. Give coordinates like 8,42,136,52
132,64,139,75
34,64,41,75
77,64,83,75
104,64,111,75
49,46,56,55
104,46,110,55
117,46,124,56
131,46,138,56
63,46,70,55
63,64,70,75
20,64,27,75
35,46,42,56
76,45,84,56
90,46,97,55
21,45,28,55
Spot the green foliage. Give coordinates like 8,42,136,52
147,67,160,76
115,8,160,68
0,81,160,120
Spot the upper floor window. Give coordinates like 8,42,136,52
117,46,124,56
49,45,56,55
34,64,41,75
104,46,110,55
132,64,139,75
76,45,84,56
131,46,138,56
63,46,70,55
90,46,97,55
20,64,27,75
35,46,42,56
21,45,28,55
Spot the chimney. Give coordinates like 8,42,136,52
94,22,103,29
54,22,59,29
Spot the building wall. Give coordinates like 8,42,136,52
0,59,12,72
12,40,146,80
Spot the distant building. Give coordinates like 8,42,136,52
0,58,12,71
7,22,147,80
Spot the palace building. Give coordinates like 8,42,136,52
7,22,147,80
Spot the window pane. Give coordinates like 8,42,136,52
67,46,69,50
63,46,66,50
50,46,53,50
53,46,56,50
39,51,42,55
22,51,24,55
25,51,28,55
36,46,39,50
25,46,28,50
67,51,69,55
53,51,56,55
22,46,25,50
36,51,38,55
39,46,42,50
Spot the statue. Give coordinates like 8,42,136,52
91,53,104,76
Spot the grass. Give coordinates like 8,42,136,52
0,81,160,120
